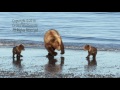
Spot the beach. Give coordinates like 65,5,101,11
0,47,120,78
0,12,120,78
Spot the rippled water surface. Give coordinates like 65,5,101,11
0,12,120,51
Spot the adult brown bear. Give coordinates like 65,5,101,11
44,29,65,57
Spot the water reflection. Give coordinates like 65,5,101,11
12,56,23,69
45,56,64,75
84,58,97,72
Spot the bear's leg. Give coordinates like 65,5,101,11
93,54,96,60
48,53,52,56
16,53,21,59
13,53,15,61
86,55,90,58
12,47,16,58
47,47,57,56
52,47,57,56
20,55,23,57
86,57,90,65
86,51,90,59
60,57,64,65
60,41,65,54
13,53,15,58
17,55,20,60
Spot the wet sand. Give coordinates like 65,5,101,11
0,47,120,78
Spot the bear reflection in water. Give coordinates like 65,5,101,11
84,57,97,72
45,56,64,74
87,58,97,66
12,56,23,69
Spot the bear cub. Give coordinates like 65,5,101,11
12,44,25,58
84,44,97,59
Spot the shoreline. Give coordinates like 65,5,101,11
0,47,120,78
1,39,120,51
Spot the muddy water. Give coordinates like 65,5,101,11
0,47,120,78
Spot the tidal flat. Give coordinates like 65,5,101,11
0,47,120,78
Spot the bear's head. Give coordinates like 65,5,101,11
50,37,61,51
84,44,90,51
19,44,25,51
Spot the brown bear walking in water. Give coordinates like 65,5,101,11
12,44,25,59
84,44,97,59
44,29,65,57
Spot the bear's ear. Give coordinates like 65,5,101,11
87,44,89,46
86,45,90,48
19,44,24,48
19,44,22,46
20,44,23,46
84,44,89,49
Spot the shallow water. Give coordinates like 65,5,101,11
0,48,120,78
0,12,120,51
